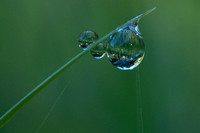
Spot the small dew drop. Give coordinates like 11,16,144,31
78,30,98,50
78,30,106,59
107,24,145,70
90,43,106,59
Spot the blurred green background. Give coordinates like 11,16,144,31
0,0,200,133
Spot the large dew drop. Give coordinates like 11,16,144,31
107,24,145,70
78,30,106,59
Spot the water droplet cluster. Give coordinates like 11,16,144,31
78,30,106,59
78,24,145,70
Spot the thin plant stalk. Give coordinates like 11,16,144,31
0,7,156,128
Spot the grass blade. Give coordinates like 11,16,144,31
0,7,156,128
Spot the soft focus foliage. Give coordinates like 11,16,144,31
0,0,200,133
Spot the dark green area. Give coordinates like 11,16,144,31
0,0,200,133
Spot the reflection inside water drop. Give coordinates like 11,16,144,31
107,24,145,70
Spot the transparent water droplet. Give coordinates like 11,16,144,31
91,43,106,59
78,30,98,50
107,24,145,70
78,30,106,59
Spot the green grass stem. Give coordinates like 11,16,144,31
0,7,156,128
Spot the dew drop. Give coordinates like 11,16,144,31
78,30,106,59
90,43,106,59
78,30,98,50
107,24,145,70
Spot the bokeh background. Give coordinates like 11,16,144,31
0,0,200,133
